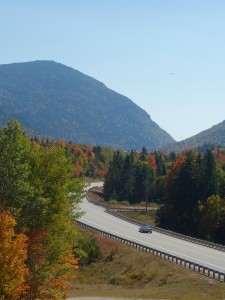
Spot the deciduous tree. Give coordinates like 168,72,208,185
0,210,28,300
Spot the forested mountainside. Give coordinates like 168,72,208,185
0,60,174,150
162,120,225,152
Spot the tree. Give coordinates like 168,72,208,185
22,143,84,299
23,229,79,300
140,146,148,161
197,195,225,241
157,152,201,234
103,150,124,201
0,121,84,299
155,151,167,176
120,152,135,202
0,120,34,221
202,150,219,200
157,149,225,239
132,160,147,202
0,210,28,300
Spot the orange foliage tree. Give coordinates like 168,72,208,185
23,229,79,300
0,210,28,300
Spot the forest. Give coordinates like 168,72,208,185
42,137,225,245
103,147,225,244
1,120,225,299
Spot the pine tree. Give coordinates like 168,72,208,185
120,153,135,202
202,149,219,199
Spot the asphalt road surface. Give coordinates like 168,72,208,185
78,183,225,274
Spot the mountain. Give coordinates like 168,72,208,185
163,121,225,152
0,60,174,150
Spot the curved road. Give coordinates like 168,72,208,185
78,183,225,274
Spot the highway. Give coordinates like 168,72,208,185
78,183,225,275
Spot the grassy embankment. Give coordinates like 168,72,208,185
69,187,225,300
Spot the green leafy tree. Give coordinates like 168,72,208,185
0,120,34,221
0,120,84,299
73,232,102,265
197,195,225,241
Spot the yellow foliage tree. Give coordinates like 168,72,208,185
0,210,28,300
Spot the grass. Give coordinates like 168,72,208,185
68,228,225,300
119,209,158,226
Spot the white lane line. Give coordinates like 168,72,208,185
80,219,225,273
81,200,225,261
81,194,225,268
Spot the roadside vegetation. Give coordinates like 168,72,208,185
69,227,225,300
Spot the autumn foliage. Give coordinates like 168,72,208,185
0,210,27,300
0,121,83,300
22,229,79,300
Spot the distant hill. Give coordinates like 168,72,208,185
0,60,174,150
163,121,225,152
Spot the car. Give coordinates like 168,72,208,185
139,225,153,233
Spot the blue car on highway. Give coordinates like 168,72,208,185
139,225,153,233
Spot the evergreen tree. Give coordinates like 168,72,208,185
140,146,148,161
132,161,147,202
155,151,167,176
202,149,219,199
120,152,135,202
158,151,200,234
103,150,124,200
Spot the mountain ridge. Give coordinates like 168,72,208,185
0,60,175,150
163,120,225,152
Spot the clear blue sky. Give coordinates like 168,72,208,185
1,0,225,141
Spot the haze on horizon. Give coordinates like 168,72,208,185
1,0,225,142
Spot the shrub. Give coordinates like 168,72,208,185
73,233,102,265
104,249,117,262
109,274,126,285
108,200,118,205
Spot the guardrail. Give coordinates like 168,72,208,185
86,189,155,211
105,209,225,252
76,219,225,282
86,187,225,253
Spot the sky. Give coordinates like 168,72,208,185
1,0,225,141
